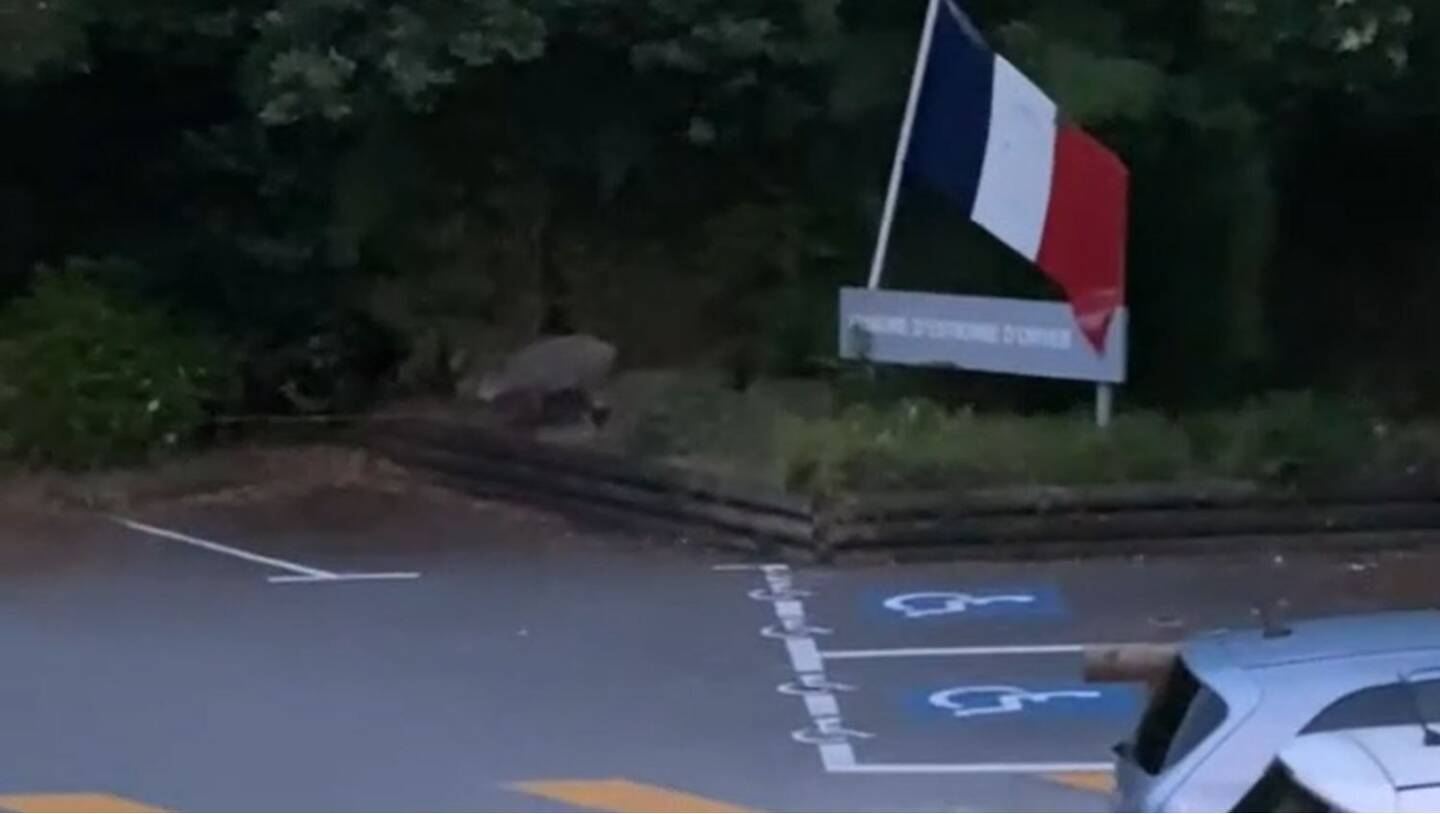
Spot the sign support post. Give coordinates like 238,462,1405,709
1095,383,1114,430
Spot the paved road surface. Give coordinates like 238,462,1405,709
2,484,1436,812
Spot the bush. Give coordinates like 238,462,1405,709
1190,392,1378,482
0,272,237,468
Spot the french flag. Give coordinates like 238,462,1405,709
905,0,1129,352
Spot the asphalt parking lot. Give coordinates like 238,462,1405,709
3,480,1437,812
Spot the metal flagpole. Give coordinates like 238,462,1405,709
867,0,943,291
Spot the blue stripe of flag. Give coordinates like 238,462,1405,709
905,0,995,215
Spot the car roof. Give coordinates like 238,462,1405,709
1187,610,1440,668
1280,725,1440,812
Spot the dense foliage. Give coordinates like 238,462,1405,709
3,0,1439,461
0,269,235,468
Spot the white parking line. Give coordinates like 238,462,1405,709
115,518,421,584
116,518,332,578
739,564,870,772
832,761,1114,774
267,573,421,584
822,644,1095,659
818,742,857,770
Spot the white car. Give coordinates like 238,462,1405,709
1236,725,1440,812
1113,610,1440,812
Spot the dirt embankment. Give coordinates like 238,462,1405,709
0,445,425,514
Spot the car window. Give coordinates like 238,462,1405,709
1233,765,1334,813
1301,678,1440,734
1134,657,1204,774
1164,684,1229,770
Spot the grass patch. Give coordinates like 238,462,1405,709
776,402,1197,496
608,377,1419,497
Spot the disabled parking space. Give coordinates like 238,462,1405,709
803,575,1089,650
727,561,1130,788
729,548,1440,805
791,552,1388,653
827,652,1143,768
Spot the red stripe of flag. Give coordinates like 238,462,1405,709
1036,125,1129,352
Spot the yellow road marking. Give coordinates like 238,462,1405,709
0,794,164,813
511,779,750,812
1045,771,1117,794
